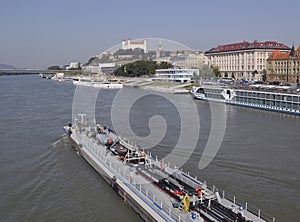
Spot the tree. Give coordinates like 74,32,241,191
211,65,221,78
231,72,235,80
158,61,173,69
262,69,267,82
114,60,173,77
47,65,61,70
199,65,214,79
252,70,258,78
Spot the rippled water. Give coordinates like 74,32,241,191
0,75,299,222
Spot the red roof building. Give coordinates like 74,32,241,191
266,46,300,83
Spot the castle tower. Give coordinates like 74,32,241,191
156,39,162,58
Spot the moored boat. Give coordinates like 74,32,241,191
192,82,300,115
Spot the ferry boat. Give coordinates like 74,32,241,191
63,115,274,222
192,82,300,115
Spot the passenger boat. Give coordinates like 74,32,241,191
72,78,123,88
63,115,274,222
192,82,300,115
93,80,123,88
72,78,93,87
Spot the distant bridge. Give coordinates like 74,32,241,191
0,69,63,75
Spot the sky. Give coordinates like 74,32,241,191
0,0,299,69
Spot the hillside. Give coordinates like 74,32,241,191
0,63,16,69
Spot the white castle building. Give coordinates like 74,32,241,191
121,39,147,53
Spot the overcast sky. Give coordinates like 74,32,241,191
0,0,299,69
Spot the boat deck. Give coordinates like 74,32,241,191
65,124,273,222
73,128,200,221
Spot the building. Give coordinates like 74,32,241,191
121,39,147,53
153,68,199,83
82,63,116,75
184,52,208,69
66,61,81,70
205,41,290,81
171,52,208,70
266,46,300,83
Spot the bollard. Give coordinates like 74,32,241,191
233,196,236,205
245,202,247,211
222,190,225,198
258,209,260,218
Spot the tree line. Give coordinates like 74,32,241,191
114,60,173,77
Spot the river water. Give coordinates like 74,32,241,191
0,75,299,222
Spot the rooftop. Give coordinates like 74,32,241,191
205,41,290,54
269,46,300,60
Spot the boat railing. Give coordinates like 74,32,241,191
200,81,227,89
222,192,275,222
74,128,275,222
75,131,183,221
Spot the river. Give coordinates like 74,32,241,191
0,75,299,221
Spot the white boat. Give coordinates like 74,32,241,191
93,80,123,88
72,78,123,88
72,78,93,87
192,82,300,115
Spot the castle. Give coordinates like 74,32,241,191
121,39,147,53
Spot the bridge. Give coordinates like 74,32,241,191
0,69,64,75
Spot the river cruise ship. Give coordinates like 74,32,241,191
192,82,300,115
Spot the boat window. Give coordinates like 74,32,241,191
276,95,281,100
293,96,299,102
271,101,275,107
282,102,287,109
293,103,299,110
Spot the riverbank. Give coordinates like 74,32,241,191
122,79,197,94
